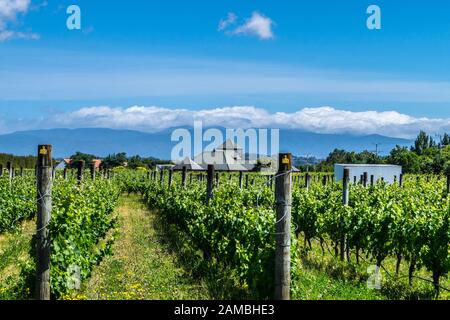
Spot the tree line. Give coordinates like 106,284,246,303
67,151,171,170
0,153,37,169
2,131,449,174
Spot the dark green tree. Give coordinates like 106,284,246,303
69,151,96,168
102,153,128,169
441,133,450,147
386,145,422,173
412,131,435,155
128,155,145,169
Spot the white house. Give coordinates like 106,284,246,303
194,139,256,171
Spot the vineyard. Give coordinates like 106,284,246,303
120,170,450,299
0,154,450,300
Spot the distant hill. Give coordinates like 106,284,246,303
279,129,411,159
0,128,412,159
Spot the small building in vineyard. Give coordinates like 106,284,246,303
334,164,402,185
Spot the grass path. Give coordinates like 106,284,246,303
78,194,211,300
0,219,35,299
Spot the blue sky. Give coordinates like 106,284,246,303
0,0,450,137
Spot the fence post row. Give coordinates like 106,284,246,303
275,153,292,300
36,145,52,300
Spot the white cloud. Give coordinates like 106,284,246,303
0,29,38,41
0,0,38,42
233,12,275,39
219,11,275,40
30,0,47,11
34,106,450,139
0,0,30,19
218,12,237,31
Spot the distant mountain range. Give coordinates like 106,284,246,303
0,128,412,159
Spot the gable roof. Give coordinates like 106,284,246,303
172,157,204,171
56,159,102,169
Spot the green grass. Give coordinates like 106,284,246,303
0,220,35,300
292,266,383,300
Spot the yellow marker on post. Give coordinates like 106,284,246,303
39,146,48,155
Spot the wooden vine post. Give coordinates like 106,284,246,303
181,166,187,187
447,175,450,195
76,160,84,184
159,170,164,185
7,161,12,191
239,171,243,189
36,145,53,300
168,169,173,188
206,165,215,205
90,162,96,181
305,173,311,191
275,153,292,300
341,168,350,261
